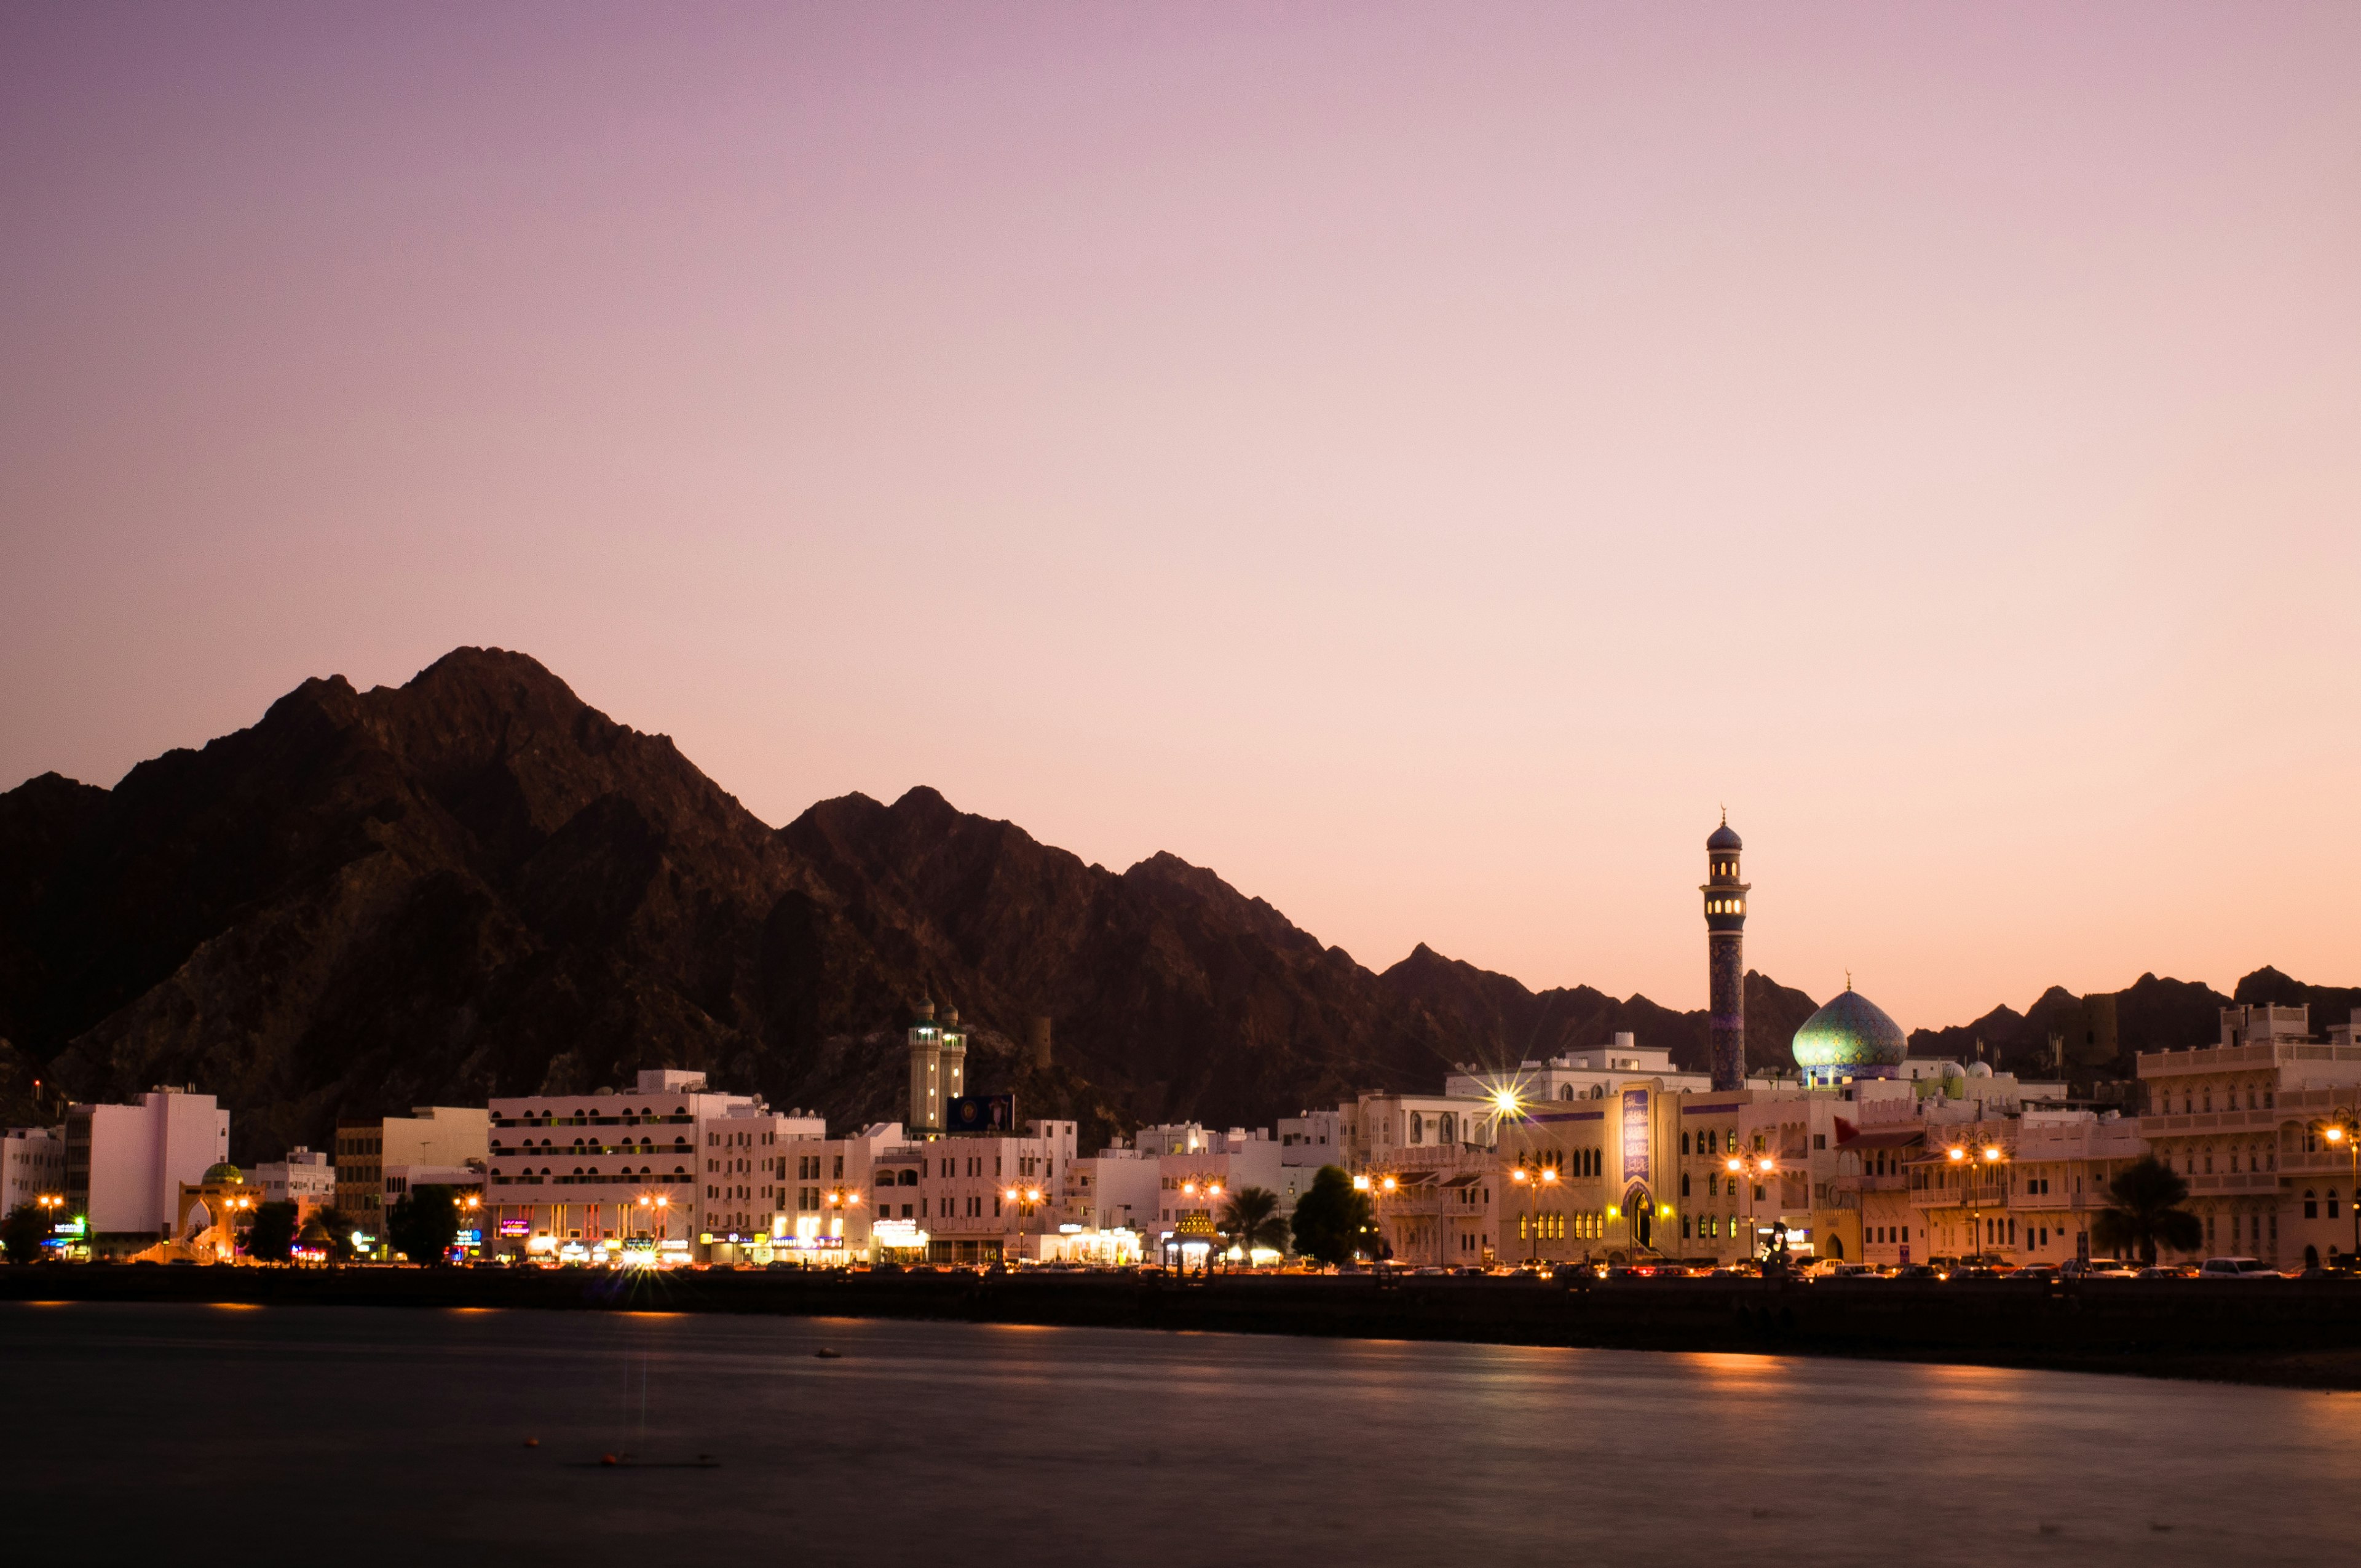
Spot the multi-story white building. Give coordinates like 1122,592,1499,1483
62,1087,230,1256
1061,1141,1160,1236
2135,1004,2361,1269
870,1119,1080,1264
482,1069,823,1264
2,1125,65,1218
770,1121,904,1264
247,1146,336,1215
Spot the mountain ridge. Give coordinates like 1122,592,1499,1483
0,647,2343,1157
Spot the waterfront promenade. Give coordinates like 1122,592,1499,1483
10,1264,2360,1388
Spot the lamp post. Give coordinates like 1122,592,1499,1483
1508,1162,1562,1265
1945,1141,2009,1264
633,1191,674,1266
2313,1114,2360,1262
1351,1171,1399,1265
1000,1183,1045,1269
1725,1152,1779,1265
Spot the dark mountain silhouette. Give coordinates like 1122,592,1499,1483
0,649,2347,1157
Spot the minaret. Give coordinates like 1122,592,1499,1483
908,998,942,1134
1702,813,1750,1091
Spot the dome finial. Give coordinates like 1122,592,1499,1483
1845,968,1852,992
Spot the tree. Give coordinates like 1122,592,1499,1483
1289,1166,1378,1267
307,1207,362,1262
1218,1186,1289,1263
245,1200,300,1264
387,1185,459,1265
2,1202,49,1264
2091,1157,2204,1265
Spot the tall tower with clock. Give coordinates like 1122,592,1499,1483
1702,814,1750,1091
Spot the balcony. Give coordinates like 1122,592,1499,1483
1910,1182,2009,1210
2139,1042,2361,1078
2136,1107,2286,1136
2186,1171,2284,1195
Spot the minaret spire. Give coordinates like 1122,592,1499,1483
1702,814,1750,1092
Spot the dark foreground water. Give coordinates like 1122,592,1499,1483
4,1302,2355,1565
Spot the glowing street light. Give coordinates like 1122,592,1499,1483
2312,1113,2360,1260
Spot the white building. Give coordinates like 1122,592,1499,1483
247,1147,336,1214
2136,1004,2361,1269
2,1125,66,1218
769,1121,904,1265
63,1087,231,1256
483,1069,825,1265
1061,1141,1161,1235
869,1119,1080,1264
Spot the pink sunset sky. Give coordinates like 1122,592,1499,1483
4,4,2357,1031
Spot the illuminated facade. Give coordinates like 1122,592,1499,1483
2135,1005,2361,1269
1,1125,65,1218
868,1118,1079,1264
482,1069,824,1264
905,999,968,1136
63,1086,231,1257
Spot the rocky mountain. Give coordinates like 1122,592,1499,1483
0,648,2346,1158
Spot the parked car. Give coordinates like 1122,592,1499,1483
2196,1257,2282,1280
2014,1264,2060,1283
2059,1259,2135,1280
2134,1264,2194,1279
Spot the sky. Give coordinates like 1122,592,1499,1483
4,3,2357,1032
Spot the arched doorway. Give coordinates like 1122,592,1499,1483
1625,1187,1651,1250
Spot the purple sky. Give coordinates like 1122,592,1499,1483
4,4,2357,1029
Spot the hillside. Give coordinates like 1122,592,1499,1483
0,648,2341,1157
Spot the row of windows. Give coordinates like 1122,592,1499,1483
2159,1088,2276,1115
496,1138,691,1155
1704,898,1745,915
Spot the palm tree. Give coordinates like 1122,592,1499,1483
1219,1186,1289,1265
2091,1157,2204,1265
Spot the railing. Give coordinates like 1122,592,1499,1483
1910,1182,2009,1209
2186,1171,2284,1194
490,1114,698,1128
2137,1107,2286,1134
2138,1043,2361,1077
1835,1174,1907,1194
486,1174,691,1189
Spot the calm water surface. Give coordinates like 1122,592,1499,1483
4,1301,2354,1564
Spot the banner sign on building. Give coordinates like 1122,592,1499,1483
499,1218,531,1238
1621,1089,1650,1184
947,1093,1015,1134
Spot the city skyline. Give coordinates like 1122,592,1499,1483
6,4,2358,1031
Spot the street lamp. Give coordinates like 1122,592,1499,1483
1945,1142,2009,1263
2312,1114,2360,1261
1508,1162,1561,1265
1725,1154,1780,1265
1351,1172,1399,1265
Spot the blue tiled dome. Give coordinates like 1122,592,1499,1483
1792,989,1907,1077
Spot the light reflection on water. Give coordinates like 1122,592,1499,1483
4,1301,2354,1565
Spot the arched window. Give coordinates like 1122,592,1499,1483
1410,1112,1424,1145
2330,1189,2342,1220
1560,1085,1574,1101
1680,1171,1691,1197
2305,1190,2319,1219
